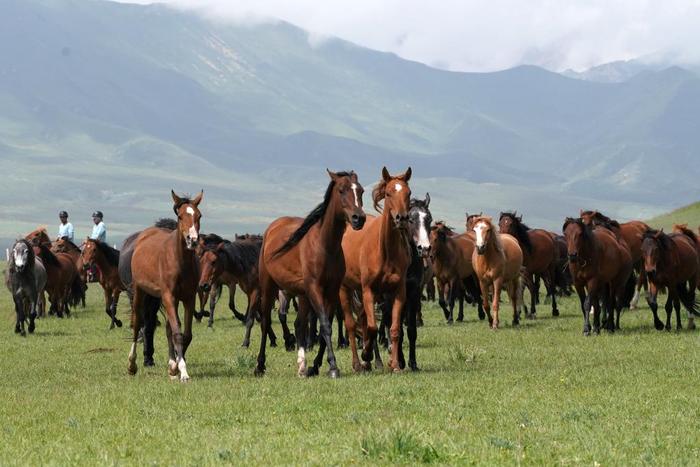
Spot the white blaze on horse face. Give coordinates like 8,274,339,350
186,207,194,216
395,183,402,192
474,222,487,248
14,249,25,267
416,212,430,249
351,183,359,208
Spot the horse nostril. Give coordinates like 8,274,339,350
352,214,359,222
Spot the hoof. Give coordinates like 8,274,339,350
109,322,115,330
512,320,520,327
253,366,265,377
201,310,210,317
143,357,155,367
654,321,665,331
168,362,179,377
409,363,420,372
352,362,364,373
28,323,35,333
457,314,464,322
362,361,372,372
416,318,424,327
306,366,320,377
583,330,590,336
270,340,277,348
327,368,340,379
179,375,190,383
241,341,250,348
20,329,26,337
376,359,385,371
665,325,671,332
447,319,453,325
552,309,560,317
478,311,486,321
286,342,297,352
127,360,138,375
14,326,20,334
115,319,123,328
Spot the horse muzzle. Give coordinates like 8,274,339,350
199,283,211,293
646,268,656,280
350,213,366,230
417,244,431,258
185,235,198,250
568,253,578,263
393,213,409,230
476,244,487,255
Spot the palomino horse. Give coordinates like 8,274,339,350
429,224,482,323
641,227,700,330
5,239,46,335
30,241,83,318
256,170,366,377
127,191,203,382
81,238,123,329
563,218,634,334
340,167,413,372
472,216,524,329
498,212,559,318
580,210,649,308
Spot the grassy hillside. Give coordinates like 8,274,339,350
647,201,700,230
1,278,699,464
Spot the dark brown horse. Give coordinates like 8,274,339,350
81,238,123,329
499,212,560,317
642,228,700,330
340,167,413,372
256,170,366,377
580,210,649,308
563,217,635,334
429,224,482,323
127,190,203,382
196,234,295,350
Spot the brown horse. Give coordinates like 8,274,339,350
25,227,51,247
81,238,123,329
465,212,482,232
340,167,413,372
127,190,203,382
472,216,524,328
642,227,700,330
429,224,482,323
580,210,649,308
563,217,635,334
256,170,366,377
52,236,88,307
498,212,560,318
30,241,83,318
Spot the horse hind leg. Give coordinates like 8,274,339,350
278,300,296,352
673,295,682,330
127,288,145,375
14,296,26,336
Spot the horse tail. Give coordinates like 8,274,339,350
676,282,700,317
68,274,85,308
621,270,636,309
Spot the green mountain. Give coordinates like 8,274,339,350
647,201,700,231
1,0,698,244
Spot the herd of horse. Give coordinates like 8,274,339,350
5,168,700,381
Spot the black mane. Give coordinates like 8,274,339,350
224,236,262,274
155,218,178,231
273,172,353,257
91,239,120,267
500,212,533,254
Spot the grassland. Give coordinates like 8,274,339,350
1,281,699,466
647,201,700,231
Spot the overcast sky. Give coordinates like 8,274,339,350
115,0,700,72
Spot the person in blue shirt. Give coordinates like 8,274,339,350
90,211,107,243
57,211,74,242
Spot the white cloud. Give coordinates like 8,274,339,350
114,0,700,72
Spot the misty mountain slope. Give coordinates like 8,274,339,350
0,0,697,243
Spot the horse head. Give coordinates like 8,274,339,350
473,216,497,255
373,166,412,230
563,217,591,264
409,193,432,257
11,239,33,273
327,170,366,231
466,212,483,232
171,190,203,250
198,244,224,293
498,211,519,236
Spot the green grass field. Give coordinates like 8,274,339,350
1,281,699,465
647,201,700,231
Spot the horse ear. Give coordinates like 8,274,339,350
171,190,182,206
402,167,412,182
381,166,391,182
424,192,430,207
217,242,225,251
326,168,338,181
192,190,204,207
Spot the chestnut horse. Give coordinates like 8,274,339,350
127,190,203,382
81,238,123,329
256,170,366,377
563,218,635,334
340,167,412,372
429,224,482,323
52,237,88,307
580,210,649,308
30,241,83,318
472,216,524,328
498,212,559,318
642,228,700,330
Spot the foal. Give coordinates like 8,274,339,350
472,216,524,329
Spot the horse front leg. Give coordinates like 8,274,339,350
161,294,189,382
664,292,674,331
127,287,144,375
14,295,25,336
361,286,378,370
278,293,296,351
207,283,220,328
491,278,503,329
111,288,123,328
646,282,664,330
389,284,406,371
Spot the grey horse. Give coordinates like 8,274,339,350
5,239,47,336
